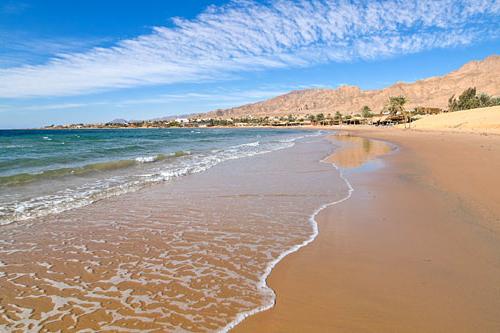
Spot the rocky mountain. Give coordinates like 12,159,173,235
203,55,500,118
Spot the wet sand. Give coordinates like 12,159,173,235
323,132,393,168
0,136,350,332
235,129,500,332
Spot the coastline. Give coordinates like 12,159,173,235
31,105,500,135
220,138,357,333
3,126,500,331
233,128,500,332
0,132,350,332
0,128,315,226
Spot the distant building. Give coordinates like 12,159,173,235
414,107,443,115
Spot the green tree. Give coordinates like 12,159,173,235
457,87,480,110
334,111,343,125
308,114,316,124
477,93,500,107
447,87,500,111
478,93,491,107
169,121,181,127
387,96,407,116
490,97,500,106
448,95,458,112
386,96,410,127
316,113,325,124
361,105,373,118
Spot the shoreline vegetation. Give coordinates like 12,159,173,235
43,87,500,131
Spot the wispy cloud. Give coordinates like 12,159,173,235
117,89,291,105
2,87,292,113
0,0,498,98
0,102,90,113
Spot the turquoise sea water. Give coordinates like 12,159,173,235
0,128,317,225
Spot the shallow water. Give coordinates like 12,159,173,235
325,134,393,169
0,128,313,225
0,136,349,332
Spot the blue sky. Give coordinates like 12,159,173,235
0,0,499,128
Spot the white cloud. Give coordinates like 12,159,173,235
6,88,292,111
0,102,89,113
0,0,498,98
115,88,291,106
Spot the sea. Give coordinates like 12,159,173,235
0,128,316,226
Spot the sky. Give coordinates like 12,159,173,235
0,0,499,128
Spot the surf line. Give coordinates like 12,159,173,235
220,144,354,333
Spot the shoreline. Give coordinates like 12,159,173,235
0,132,349,331
220,142,355,332
233,128,500,332
3,127,500,331
0,129,321,227
21,104,500,135
15,123,500,138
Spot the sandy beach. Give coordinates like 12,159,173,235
235,128,500,332
2,1,499,331
398,105,500,135
0,133,352,332
2,119,500,332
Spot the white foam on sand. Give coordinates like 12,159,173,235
220,153,354,333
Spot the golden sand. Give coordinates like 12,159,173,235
235,128,500,332
398,105,500,134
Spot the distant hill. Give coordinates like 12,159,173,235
107,118,128,125
200,55,500,118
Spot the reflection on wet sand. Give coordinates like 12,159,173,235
325,133,393,169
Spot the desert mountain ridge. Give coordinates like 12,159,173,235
199,55,500,118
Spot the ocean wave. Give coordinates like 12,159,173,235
0,132,322,226
135,154,167,163
0,152,190,187
0,160,140,187
135,151,189,163
235,141,260,147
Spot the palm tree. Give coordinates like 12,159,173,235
334,111,343,125
361,105,373,118
308,114,316,124
316,113,325,125
387,96,409,127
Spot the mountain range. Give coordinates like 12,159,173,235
201,55,500,118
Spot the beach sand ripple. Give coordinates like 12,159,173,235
0,137,348,332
